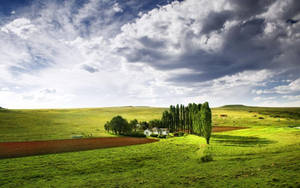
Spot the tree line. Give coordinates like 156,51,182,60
161,102,212,144
104,102,212,143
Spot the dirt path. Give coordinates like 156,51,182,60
0,137,157,159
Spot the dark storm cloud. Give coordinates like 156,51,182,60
201,10,233,34
280,0,300,20
120,18,280,82
286,19,298,25
139,36,166,49
169,19,279,82
229,0,276,19
119,0,300,83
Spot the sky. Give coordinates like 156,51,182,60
0,0,300,109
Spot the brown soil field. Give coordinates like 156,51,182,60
0,137,157,159
212,126,248,132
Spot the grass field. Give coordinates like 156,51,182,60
0,105,300,187
0,107,165,142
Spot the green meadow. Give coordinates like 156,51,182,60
0,107,165,142
0,106,300,187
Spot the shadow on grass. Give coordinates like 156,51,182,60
212,134,276,147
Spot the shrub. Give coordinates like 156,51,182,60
174,132,185,137
158,135,167,139
150,134,158,137
200,154,213,162
168,133,174,137
72,135,83,139
81,133,93,138
123,132,146,138
199,145,213,163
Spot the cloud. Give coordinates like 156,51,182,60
1,87,10,91
282,95,300,100
274,78,300,94
229,0,276,19
201,10,233,34
113,3,123,13
81,64,99,73
1,18,37,39
0,0,300,108
254,96,276,102
114,0,300,84
41,88,56,94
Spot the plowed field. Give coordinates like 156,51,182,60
0,137,157,158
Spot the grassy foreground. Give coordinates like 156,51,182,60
0,106,300,187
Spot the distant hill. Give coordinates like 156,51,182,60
220,104,249,108
218,104,300,120
0,106,7,111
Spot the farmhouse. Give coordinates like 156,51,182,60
144,128,169,136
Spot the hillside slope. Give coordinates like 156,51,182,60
0,107,165,142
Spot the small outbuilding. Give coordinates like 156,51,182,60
144,127,169,136
144,129,152,136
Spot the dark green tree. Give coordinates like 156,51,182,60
180,104,185,131
161,102,211,136
170,105,176,132
149,119,162,128
192,111,202,135
129,119,139,132
139,121,149,130
109,115,130,135
176,104,180,131
104,121,110,133
201,102,212,144
161,110,168,128
162,110,173,130
185,106,190,132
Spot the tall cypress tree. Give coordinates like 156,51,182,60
162,102,211,136
179,104,182,131
201,102,212,144
188,103,193,133
182,105,185,131
170,105,175,132
162,110,169,129
192,111,202,135
176,104,180,132
185,106,189,132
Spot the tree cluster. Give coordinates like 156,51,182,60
104,115,132,135
161,102,212,144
